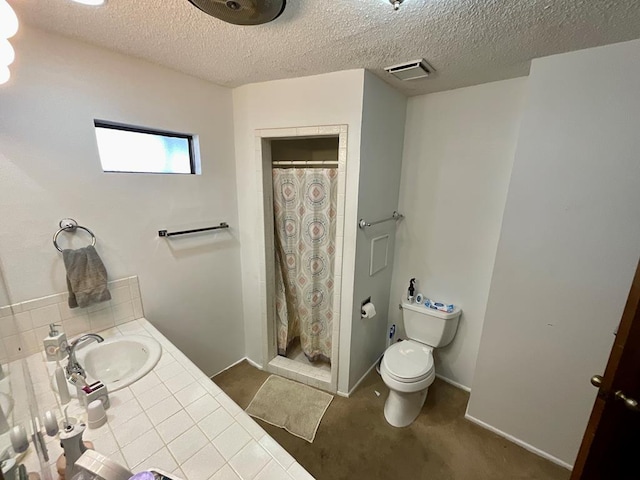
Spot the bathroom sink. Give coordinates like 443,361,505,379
76,335,162,391
52,335,162,395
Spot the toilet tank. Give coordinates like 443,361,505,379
402,301,461,348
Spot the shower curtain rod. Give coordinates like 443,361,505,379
272,160,338,167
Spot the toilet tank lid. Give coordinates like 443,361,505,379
402,301,461,320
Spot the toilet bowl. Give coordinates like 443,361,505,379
380,300,461,427
380,340,435,427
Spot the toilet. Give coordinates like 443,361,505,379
380,301,461,427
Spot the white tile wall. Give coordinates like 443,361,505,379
17,318,313,480
0,276,144,362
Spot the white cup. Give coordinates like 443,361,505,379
87,400,107,429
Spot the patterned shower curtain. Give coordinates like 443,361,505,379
273,168,337,363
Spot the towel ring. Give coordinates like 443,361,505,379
53,218,96,252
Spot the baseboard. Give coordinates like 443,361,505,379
211,356,261,378
464,413,573,471
245,357,263,370
436,373,471,392
338,354,383,398
339,360,470,397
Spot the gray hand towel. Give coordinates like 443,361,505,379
62,245,112,309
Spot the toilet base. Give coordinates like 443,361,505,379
384,387,429,427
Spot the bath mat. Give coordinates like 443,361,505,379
246,375,333,443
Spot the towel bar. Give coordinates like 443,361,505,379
53,218,96,252
358,211,404,229
158,222,229,237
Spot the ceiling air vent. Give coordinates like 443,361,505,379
384,59,434,81
187,0,286,26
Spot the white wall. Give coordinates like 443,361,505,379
232,71,365,388
387,78,527,389
0,27,245,376
345,72,406,392
467,39,640,467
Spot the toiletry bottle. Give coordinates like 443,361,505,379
44,324,68,362
407,278,416,302
55,359,71,405
386,324,396,348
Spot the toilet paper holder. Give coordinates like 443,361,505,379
361,296,377,319
361,296,371,315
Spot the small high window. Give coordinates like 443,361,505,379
94,120,198,174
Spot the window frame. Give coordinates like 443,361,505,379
93,120,197,175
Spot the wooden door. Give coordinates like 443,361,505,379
572,258,640,479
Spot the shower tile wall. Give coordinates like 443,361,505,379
0,276,144,362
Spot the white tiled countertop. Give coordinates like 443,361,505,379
20,318,315,480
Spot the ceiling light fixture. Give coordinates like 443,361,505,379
187,0,286,26
0,0,19,39
0,65,9,84
0,39,15,66
70,0,107,6
0,0,18,86
390,0,404,11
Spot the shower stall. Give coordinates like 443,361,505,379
255,127,349,391
271,138,338,375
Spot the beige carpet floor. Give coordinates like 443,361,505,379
214,361,571,480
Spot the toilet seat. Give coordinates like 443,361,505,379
382,340,434,383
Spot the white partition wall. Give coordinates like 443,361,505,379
467,39,640,467
345,72,407,393
232,71,366,391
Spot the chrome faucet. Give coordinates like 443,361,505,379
65,333,104,379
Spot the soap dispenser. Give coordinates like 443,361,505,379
44,323,68,362
407,278,416,303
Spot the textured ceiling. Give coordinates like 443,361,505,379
12,0,640,96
